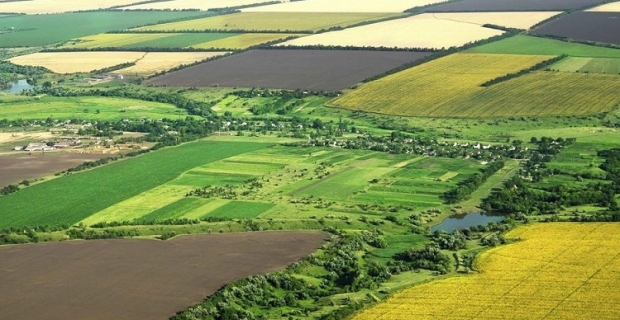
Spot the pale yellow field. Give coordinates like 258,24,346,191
0,0,141,14
354,223,620,320
189,34,302,50
279,14,504,49
586,1,620,12
114,52,228,76
9,52,146,74
136,12,397,32
243,0,447,13
62,34,176,49
429,11,562,30
123,0,282,11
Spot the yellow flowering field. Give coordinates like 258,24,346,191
353,223,620,320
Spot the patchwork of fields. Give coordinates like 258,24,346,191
135,12,398,33
353,223,620,319
121,0,279,11
532,12,620,46
428,11,562,30
242,0,447,13
9,51,227,75
146,49,432,91
279,14,504,49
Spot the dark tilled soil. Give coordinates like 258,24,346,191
425,0,608,11
0,231,327,320
0,152,112,187
146,49,432,92
532,12,620,46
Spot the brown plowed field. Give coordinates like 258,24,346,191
0,231,326,320
146,49,432,91
0,153,112,187
425,0,608,11
532,12,620,46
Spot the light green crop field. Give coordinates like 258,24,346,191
135,12,400,32
467,35,620,58
207,201,275,219
0,11,209,47
0,141,269,228
549,57,620,74
0,96,189,120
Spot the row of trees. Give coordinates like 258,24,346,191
442,160,505,204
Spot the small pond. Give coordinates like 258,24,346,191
431,212,505,233
2,79,37,93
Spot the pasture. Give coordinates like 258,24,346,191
549,57,620,74
353,223,620,319
331,53,553,117
146,49,432,91
242,0,447,13
278,14,504,49
0,232,326,320
0,96,188,121
121,0,278,11
64,33,237,49
0,141,269,228
532,12,620,46
0,11,207,47
135,12,398,33
425,0,610,11
468,34,620,57
429,12,562,30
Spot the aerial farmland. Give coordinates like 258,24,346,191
1,0,620,319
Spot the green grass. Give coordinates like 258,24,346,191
0,11,210,47
137,197,208,222
0,141,269,228
206,201,275,219
0,96,189,120
549,57,620,74
124,33,237,49
468,35,620,58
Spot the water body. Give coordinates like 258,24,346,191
431,212,505,233
2,79,36,93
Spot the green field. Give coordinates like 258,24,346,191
0,141,268,228
0,11,209,47
207,201,275,219
0,96,189,120
549,57,620,74
138,197,209,222
135,12,400,32
468,35,620,58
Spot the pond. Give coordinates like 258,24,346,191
430,212,505,233
2,79,36,93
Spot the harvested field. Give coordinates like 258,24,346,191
0,153,112,187
122,0,278,11
0,231,326,320
587,1,620,11
242,0,447,13
532,12,620,46
9,52,145,74
468,34,620,57
0,0,146,14
189,33,302,50
352,223,620,320
549,56,620,74
428,11,562,30
146,49,432,91
135,12,398,33
0,11,207,47
278,14,503,49
63,33,236,49
425,0,609,12
114,52,229,76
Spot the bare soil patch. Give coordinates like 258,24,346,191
425,0,608,11
146,49,432,91
0,152,111,186
0,231,326,320
532,12,620,46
